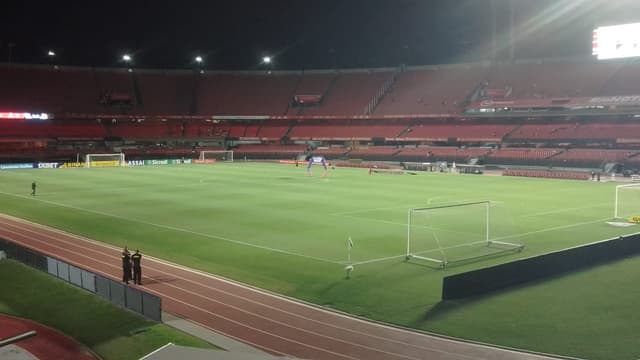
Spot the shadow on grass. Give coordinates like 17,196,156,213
409,257,619,329
405,245,523,271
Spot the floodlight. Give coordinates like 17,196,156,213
262,56,272,64
122,54,132,62
195,56,203,63
47,50,55,57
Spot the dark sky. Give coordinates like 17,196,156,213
1,0,640,70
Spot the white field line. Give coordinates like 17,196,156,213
0,227,290,358
517,203,610,219
1,213,566,359
0,218,488,360
0,191,341,265
331,213,407,227
139,342,174,360
331,213,482,240
331,200,494,217
490,217,612,242
2,227,421,360
331,205,419,216
352,217,612,266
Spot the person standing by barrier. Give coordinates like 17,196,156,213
122,247,132,284
131,249,142,285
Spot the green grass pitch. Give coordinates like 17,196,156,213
1,162,638,359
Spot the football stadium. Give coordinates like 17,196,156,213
2,1,640,359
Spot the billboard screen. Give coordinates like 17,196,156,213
593,22,640,60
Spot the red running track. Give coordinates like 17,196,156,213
0,314,97,360
0,213,560,360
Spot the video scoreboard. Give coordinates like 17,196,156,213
593,22,640,60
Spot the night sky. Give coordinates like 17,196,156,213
1,0,639,70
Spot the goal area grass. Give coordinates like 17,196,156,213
1,162,638,359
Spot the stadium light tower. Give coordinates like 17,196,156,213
262,56,272,64
122,54,132,62
195,56,203,63
46,49,58,68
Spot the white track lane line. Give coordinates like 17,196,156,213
0,220,484,360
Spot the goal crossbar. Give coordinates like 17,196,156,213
85,153,125,168
614,183,640,220
199,150,234,162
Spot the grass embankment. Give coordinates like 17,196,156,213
0,260,217,360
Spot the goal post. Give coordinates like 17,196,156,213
199,150,234,162
85,153,126,168
614,183,640,221
406,201,523,268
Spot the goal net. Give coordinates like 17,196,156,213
85,153,126,168
199,150,233,162
614,184,640,222
406,201,523,268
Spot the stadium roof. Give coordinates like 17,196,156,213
2,0,640,70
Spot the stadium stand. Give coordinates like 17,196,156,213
3,58,640,171
136,71,195,115
374,66,486,114
503,169,590,180
507,121,640,141
256,120,292,140
396,146,490,162
303,71,392,115
289,119,407,140
234,144,308,159
400,122,515,142
348,146,400,160
196,73,298,115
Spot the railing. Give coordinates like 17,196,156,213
364,67,401,114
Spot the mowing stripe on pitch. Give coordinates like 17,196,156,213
0,191,341,265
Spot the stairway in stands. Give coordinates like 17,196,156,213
364,66,401,114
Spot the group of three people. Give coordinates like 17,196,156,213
122,246,143,285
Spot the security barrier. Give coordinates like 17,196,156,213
0,238,161,322
442,233,640,300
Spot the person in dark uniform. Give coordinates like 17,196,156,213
122,246,132,284
131,249,142,285
31,181,36,196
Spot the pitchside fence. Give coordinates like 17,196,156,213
442,233,640,300
0,238,161,322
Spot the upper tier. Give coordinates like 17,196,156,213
2,58,640,117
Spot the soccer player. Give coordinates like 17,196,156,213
306,155,328,177
31,181,36,196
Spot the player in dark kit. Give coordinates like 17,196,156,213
31,181,36,196
131,249,142,285
122,248,132,284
